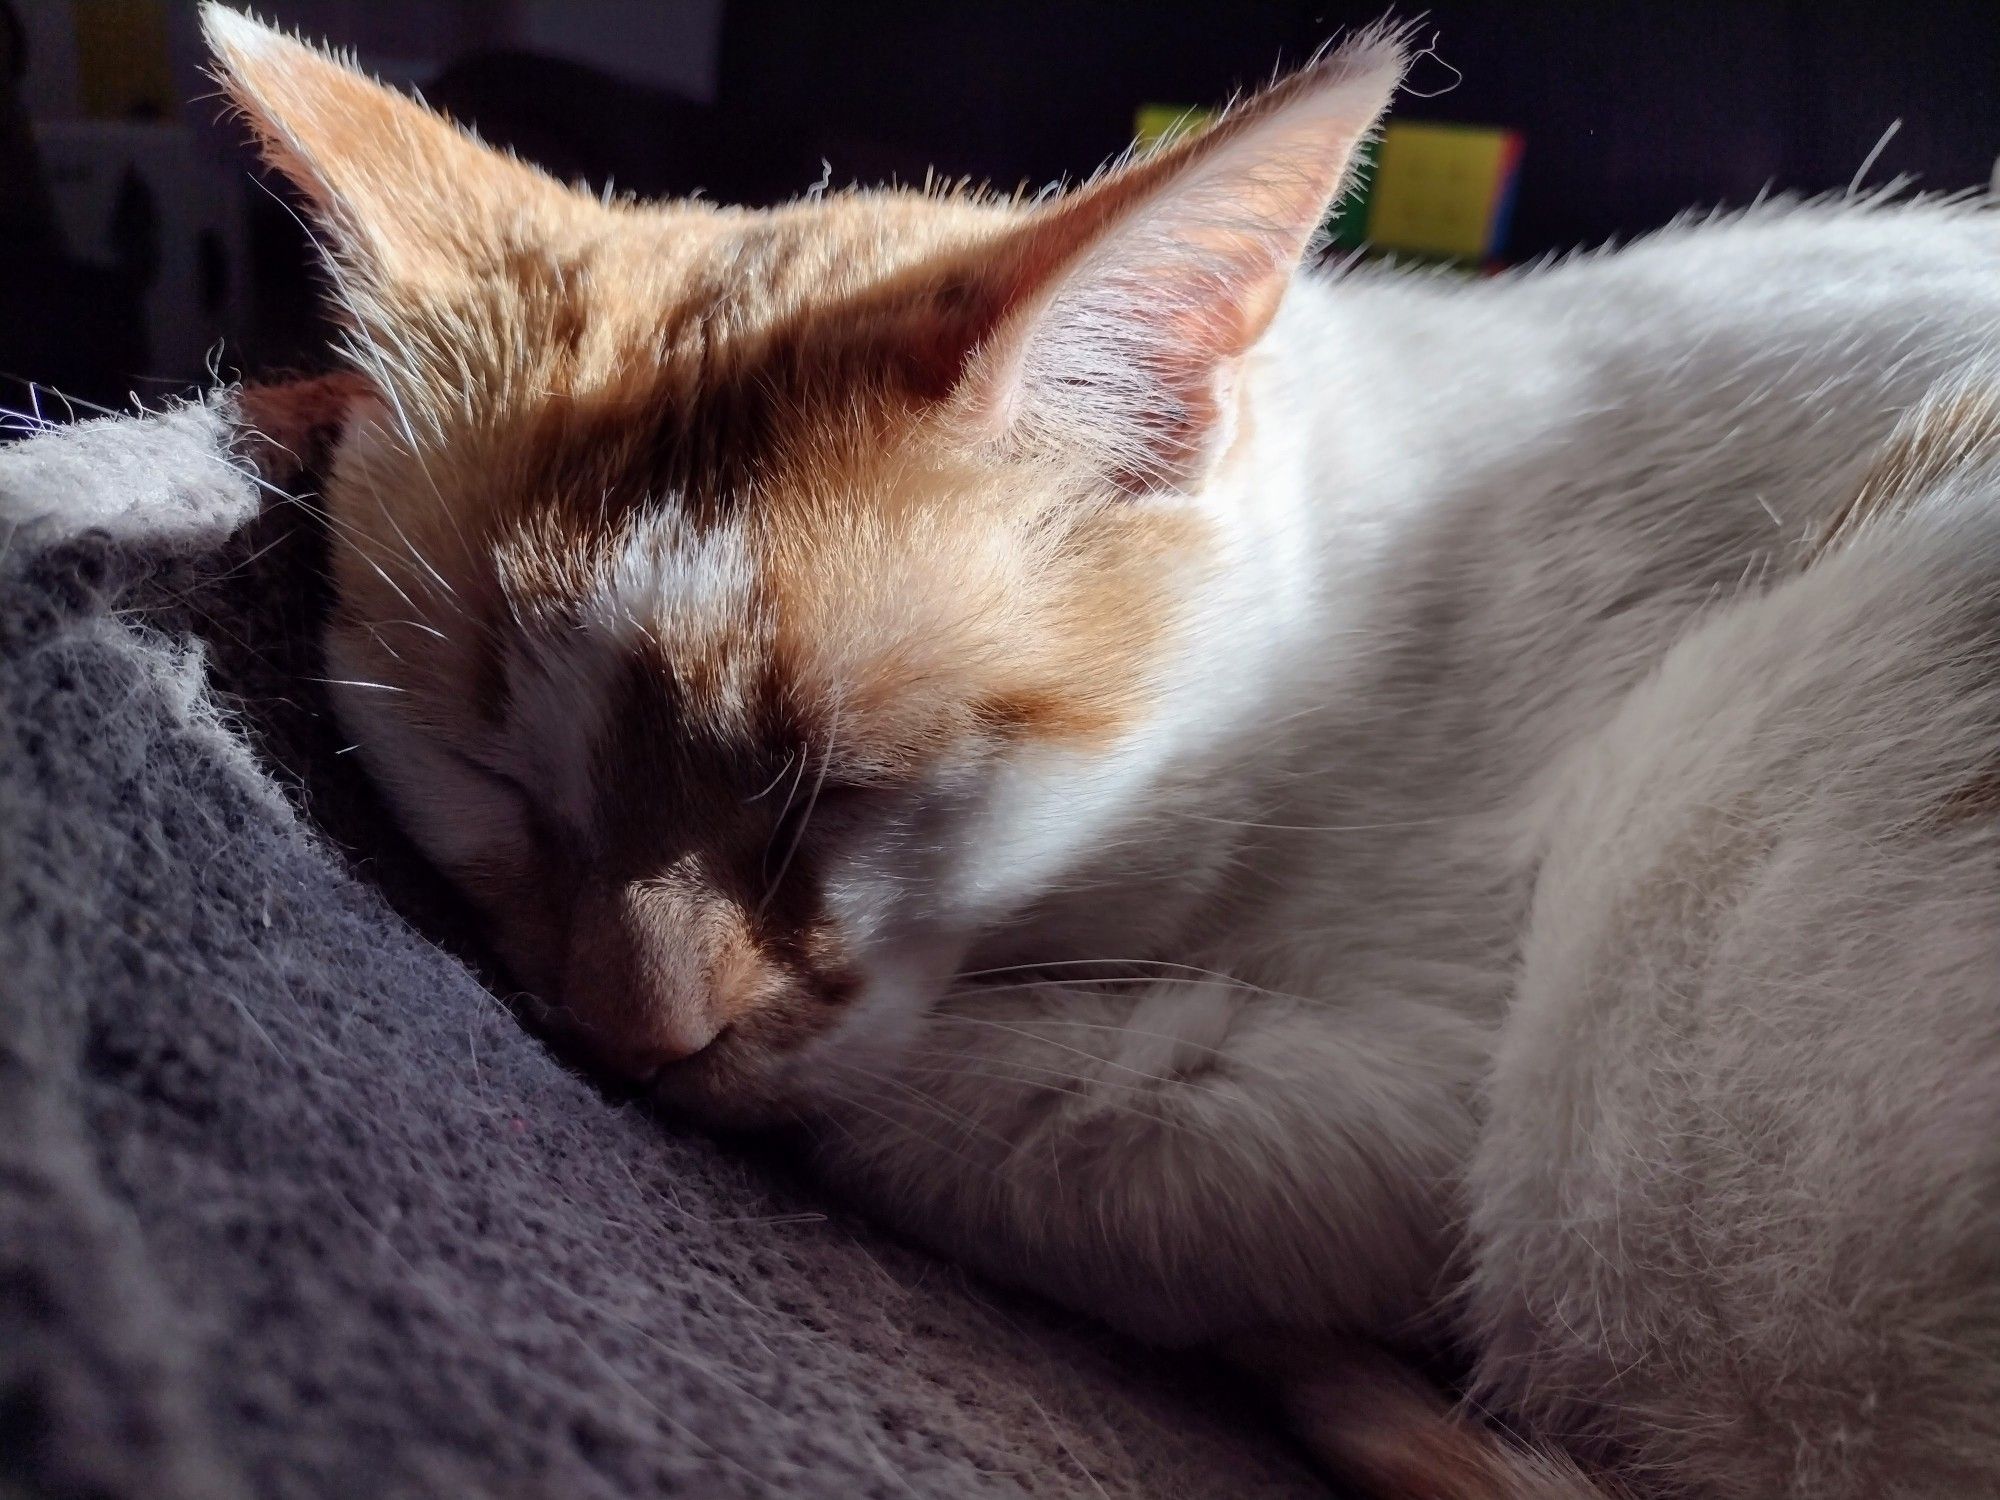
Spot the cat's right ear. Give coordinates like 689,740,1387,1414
950,29,1407,491
201,6,579,296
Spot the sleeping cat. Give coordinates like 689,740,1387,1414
207,8,2000,1497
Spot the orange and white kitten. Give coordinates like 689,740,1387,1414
211,8,2000,1498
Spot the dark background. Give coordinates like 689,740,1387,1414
6,0,1999,413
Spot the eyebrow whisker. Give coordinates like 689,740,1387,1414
745,751,800,804
758,706,839,918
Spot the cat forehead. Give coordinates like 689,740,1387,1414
424,189,1022,370
673,193,1022,307
346,193,1029,525
462,437,1205,789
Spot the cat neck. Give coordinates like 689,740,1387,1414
957,276,1413,971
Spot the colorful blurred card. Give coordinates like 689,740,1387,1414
1365,122,1523,263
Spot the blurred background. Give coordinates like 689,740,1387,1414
5,0,2000,417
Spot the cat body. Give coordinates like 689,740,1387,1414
206,9,2000,1495
811,205,2000,1496
813,197,2000,1315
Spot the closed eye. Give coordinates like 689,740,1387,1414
434,742,562,859
444,744,533,805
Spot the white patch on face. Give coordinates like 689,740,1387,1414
587,512,756,667
946,740,1155,922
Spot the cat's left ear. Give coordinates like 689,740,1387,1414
955,30,1406,490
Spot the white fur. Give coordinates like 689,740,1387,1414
590,512,756,675
805,198,2000,1495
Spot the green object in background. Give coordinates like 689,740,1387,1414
1323,133,1380,251
1367,122,1524,263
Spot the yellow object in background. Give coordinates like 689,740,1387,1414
1133,105,1214,152
1366,122,1524,263
71,0,176,119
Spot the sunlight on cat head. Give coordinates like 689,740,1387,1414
206,4,1401,1121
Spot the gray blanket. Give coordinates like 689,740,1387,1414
0,400,1329,1499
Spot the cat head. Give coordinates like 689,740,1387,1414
206,6,1401,1123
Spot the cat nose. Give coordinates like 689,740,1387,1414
562,876,749,1084
589,1012,724,1085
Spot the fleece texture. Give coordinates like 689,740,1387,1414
0,399,1330,1500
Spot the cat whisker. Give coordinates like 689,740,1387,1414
824,1060,1019,1150
166,522,300,590
835,1055,1236,1156
919,1013,1241,1098
378,502,463,601
250,175,480,615
360,624,407,663
895,1047,1217,1098
818,1067,1006,1172
383,616,452,643
745,751,800,804
928,1014,1258,1060
758,707,839,918
1166,811,1464,833
954,956,1320,1005
955,956,1224,982
954,972,1320,1007
307,675,409,695
0,375,134,426
341,471,478,629
885,1056,1243,1141
351,544,443,629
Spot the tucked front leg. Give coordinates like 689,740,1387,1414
808,974,1488,1348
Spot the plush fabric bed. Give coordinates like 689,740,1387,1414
0,399,1335,1499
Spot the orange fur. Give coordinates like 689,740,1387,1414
1232,1335,1618,1500
1812,382,2000,563
1808,382,2000,834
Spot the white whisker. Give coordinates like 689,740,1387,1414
308,676,408,695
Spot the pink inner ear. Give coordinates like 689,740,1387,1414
951,32,1406,487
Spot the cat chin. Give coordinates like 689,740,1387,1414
640,1024,818,1130
648,1074,796,1133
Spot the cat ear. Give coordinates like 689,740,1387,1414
956,31,1406,489
201,5,579,291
